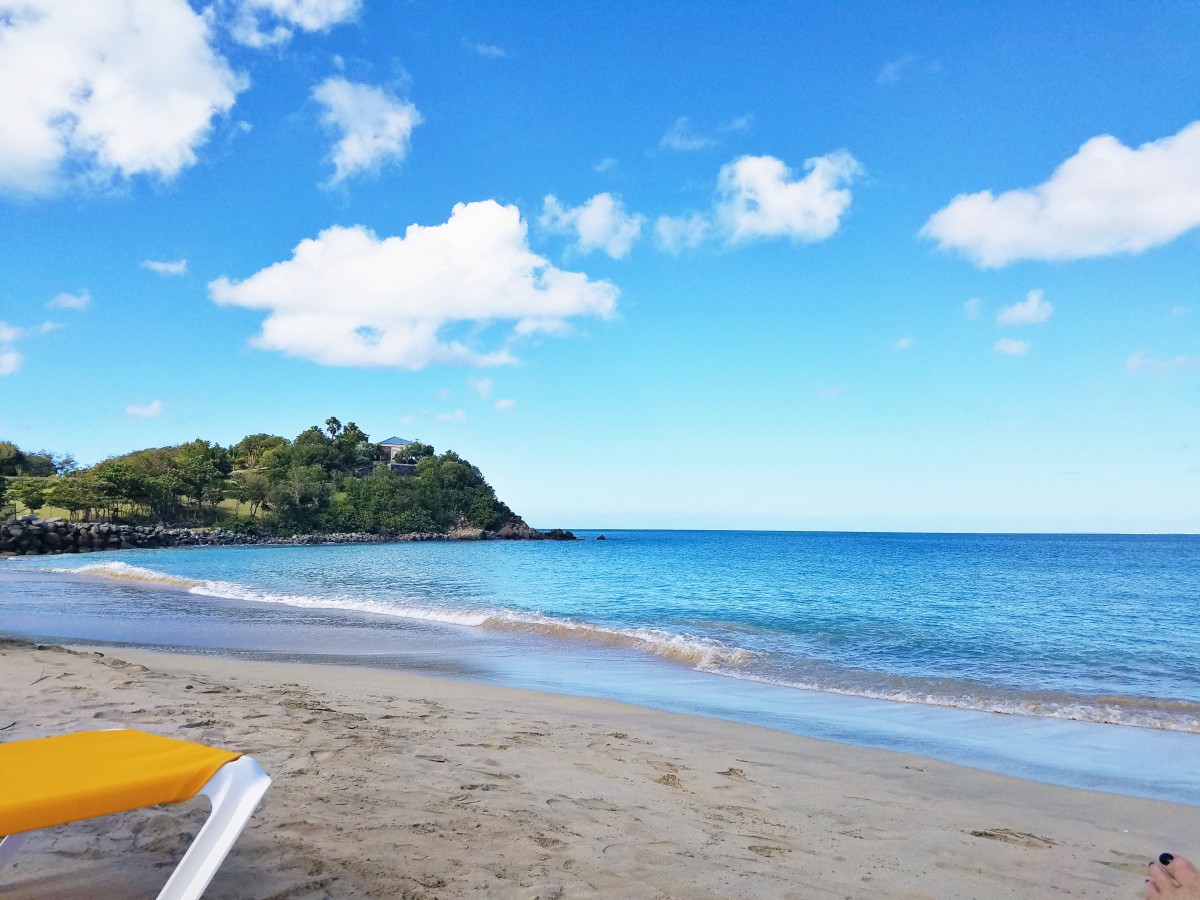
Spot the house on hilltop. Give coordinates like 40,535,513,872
378,437,418,475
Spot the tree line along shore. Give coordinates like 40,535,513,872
0,416,573,553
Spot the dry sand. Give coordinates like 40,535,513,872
1,637,1196,899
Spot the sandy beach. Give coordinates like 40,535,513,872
1,637,1196,899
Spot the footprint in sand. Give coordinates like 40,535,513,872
969,828,1059,848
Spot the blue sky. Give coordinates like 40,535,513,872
1,0,1198,532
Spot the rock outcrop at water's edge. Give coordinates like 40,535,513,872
0,515,575,557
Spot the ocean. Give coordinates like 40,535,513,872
3,530,1199,804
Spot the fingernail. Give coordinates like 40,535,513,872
1160,853,1175,866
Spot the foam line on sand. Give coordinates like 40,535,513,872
1,638,1196,898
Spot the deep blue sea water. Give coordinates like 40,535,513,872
3,531,1199,803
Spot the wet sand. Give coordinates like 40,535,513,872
1,637,1196,898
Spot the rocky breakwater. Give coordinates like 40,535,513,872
0,518,260,556
0,515,575,557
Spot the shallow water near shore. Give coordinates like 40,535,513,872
3,530,1199,804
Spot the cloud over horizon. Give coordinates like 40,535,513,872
313,77,421,185
922,121,1200,267
209,200,618,369
0,0,245,196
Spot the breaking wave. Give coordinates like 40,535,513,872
44,561,752,670
37,559,1200,733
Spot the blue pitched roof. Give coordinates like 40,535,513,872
379,436,413,446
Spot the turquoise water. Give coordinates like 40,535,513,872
3,531,1199,802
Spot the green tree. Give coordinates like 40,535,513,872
325,416,342,438
231,433,288,470
44,477,105,522
8,478,47,514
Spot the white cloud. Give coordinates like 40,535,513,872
996,289,1053,326
964,297,982,320
593,157,617,174
493,398,516,412
894,337,913,350
716,152,863,243
0,350,21,376
1170,306,1189,317
1127,351,1200,374
922,121,1200,267
313,77,421,185
661,117,712,151
437,408,466,423
468,377,493,399
142,259,187,276
655,213,711,254
209,200,619,369
227,0,360,47
435,387,452,400
0,319,58,342
541,193,644,259
816,385,846,400
994,338,1030,356
125,399,163,417
654,152,861,251
0,0,245,196
722,114,753,132
45,290,91,310
466,40,506,59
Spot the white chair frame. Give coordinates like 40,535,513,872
0,755,270,900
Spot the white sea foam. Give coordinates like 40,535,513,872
715,670,1200,733
42,561,752,669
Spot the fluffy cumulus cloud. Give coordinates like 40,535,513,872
922,121,1200,267
142,259,187,276
313,77,421,185
655,152,861,253
996,289,1053,325
0,0,245,196
209,200,618,369
541,193,645,259
227,0,360,48
125,399,163,418
717,153,863,243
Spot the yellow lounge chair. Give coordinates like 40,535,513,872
0,729,270,900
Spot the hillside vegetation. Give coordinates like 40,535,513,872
0,418,520,537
